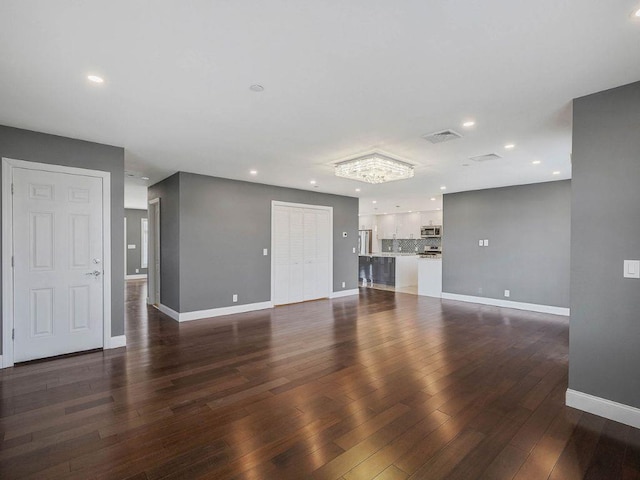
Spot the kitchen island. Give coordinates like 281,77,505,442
417,257,442,297
358,253,418,288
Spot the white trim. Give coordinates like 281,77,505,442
440,292,570,316
270,200,334,306
566,389,640,430
2,160,13,368
330,289,359,299
2,158,112,368
140,217,149,269
157,303,179,320
159,301,273,322
126,274,147,280
106,335,126,349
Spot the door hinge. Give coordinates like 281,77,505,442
11,256,14,268
12,329,15,340
11,183,14,195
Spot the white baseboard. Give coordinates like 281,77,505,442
566,389,640,429
330,289,359,299
440,292,570,316
125,274,147,280
159,301,273,322
158,303,180,320
106,335,126,349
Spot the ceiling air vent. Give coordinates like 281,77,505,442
469,153,502,162
422,129,463,144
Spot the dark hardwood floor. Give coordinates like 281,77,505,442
1,281,638,479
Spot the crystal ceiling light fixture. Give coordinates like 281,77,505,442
334,153,414,184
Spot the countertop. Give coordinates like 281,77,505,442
359,252,422,257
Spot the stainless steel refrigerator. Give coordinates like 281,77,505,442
358,229,372,255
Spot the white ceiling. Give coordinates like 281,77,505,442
1,1,639,215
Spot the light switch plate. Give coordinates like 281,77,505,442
352,247,356,253
127,244,136,249
263,248,268,256
478,240,483,247
623,260,640,279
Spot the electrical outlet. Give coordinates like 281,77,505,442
341,281,346,288
263,248,268,256
398,247,402,251
232,294,238,302
504,289,510,298
415,246,418,252
135,268,139,273
352,247,356,253
483,239,489,247
478,287,483,294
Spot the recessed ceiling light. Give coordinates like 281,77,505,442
408,210,413,213
633,7,640,17
437,208,441,211
355,188,361,192
87,75,104,84
532,160,541,165
249,84,264,92
250,170,257,175
372,200,377,203
462,120,475,128
504,144,515,149
553,171,561,175
430,197,436,201
440,186,447,190
310,180,316,185
141,176,149,181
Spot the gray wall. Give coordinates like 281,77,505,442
125,209,148,276
148,173,181,311
0,125,125,349
149,172,359,313
442,181,571,308
570,81,640,408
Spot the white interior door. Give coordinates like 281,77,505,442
12,167,104,362
272,203,331,305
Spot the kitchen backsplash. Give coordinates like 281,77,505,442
382,238,441,253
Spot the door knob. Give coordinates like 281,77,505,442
85,270,102,277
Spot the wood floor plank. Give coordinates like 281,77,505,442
0,281,636,479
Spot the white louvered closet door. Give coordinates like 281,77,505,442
273,204,331,305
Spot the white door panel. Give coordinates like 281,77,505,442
13,168,104,362
273,204,332,306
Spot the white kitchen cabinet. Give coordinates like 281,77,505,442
359,214,375,231
401,212,422,238
377,214,397,239
418,258,442,297
420,210,443,229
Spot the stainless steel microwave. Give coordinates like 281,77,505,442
421,225,442,238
